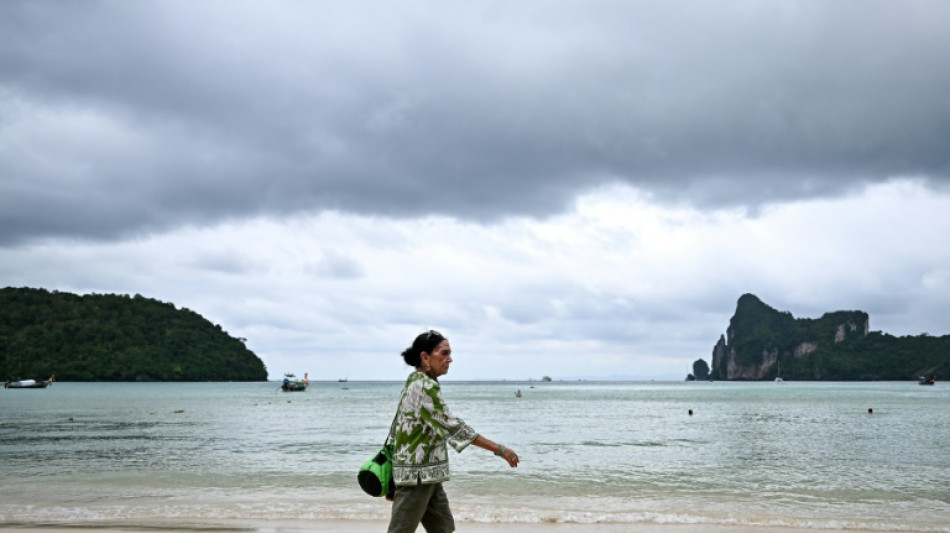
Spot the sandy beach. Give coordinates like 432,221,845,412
250,522,885,533
0,521,892,533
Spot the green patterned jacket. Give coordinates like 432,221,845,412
389,371,479,485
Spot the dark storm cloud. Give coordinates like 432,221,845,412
2,0,949,244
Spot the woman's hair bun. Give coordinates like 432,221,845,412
400,329,446,367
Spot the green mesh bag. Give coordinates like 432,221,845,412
358,442,394,498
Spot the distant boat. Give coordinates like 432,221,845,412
918,375,937,386
281,373,309,392
774,377,784,383
4,376,54,389
339,377,348,382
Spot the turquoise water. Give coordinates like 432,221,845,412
1,380,948,531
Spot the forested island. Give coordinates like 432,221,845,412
691,294,949,381
1,287,268,382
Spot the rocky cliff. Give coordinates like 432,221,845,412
711,294,875,380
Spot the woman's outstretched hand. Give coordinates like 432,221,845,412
499,446,519,468
473,435,520,468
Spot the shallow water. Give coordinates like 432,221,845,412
1,380,948,531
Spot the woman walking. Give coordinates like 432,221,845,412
388,330,519,533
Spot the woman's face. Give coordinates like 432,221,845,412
422,340,453,378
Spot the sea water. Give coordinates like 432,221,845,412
1,380,948,531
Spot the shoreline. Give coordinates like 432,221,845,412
0,520,903,533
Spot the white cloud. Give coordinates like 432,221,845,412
3,179,948,380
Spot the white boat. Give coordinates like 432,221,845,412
5,376,54,389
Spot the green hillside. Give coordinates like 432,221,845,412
1,287,267,382
711,294,949,380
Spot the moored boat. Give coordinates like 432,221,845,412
4,376,54,389
918,375,937,385
281,373,309,391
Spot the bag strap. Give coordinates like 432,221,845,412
384,383,409,446
383,411,398,446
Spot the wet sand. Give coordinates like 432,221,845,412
274,522,885,533
0,521,890,533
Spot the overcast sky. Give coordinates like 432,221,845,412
2,1,949,380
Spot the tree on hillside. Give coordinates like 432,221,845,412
1,287,268,381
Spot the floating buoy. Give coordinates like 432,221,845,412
867,408,873,414
688,409,693,416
